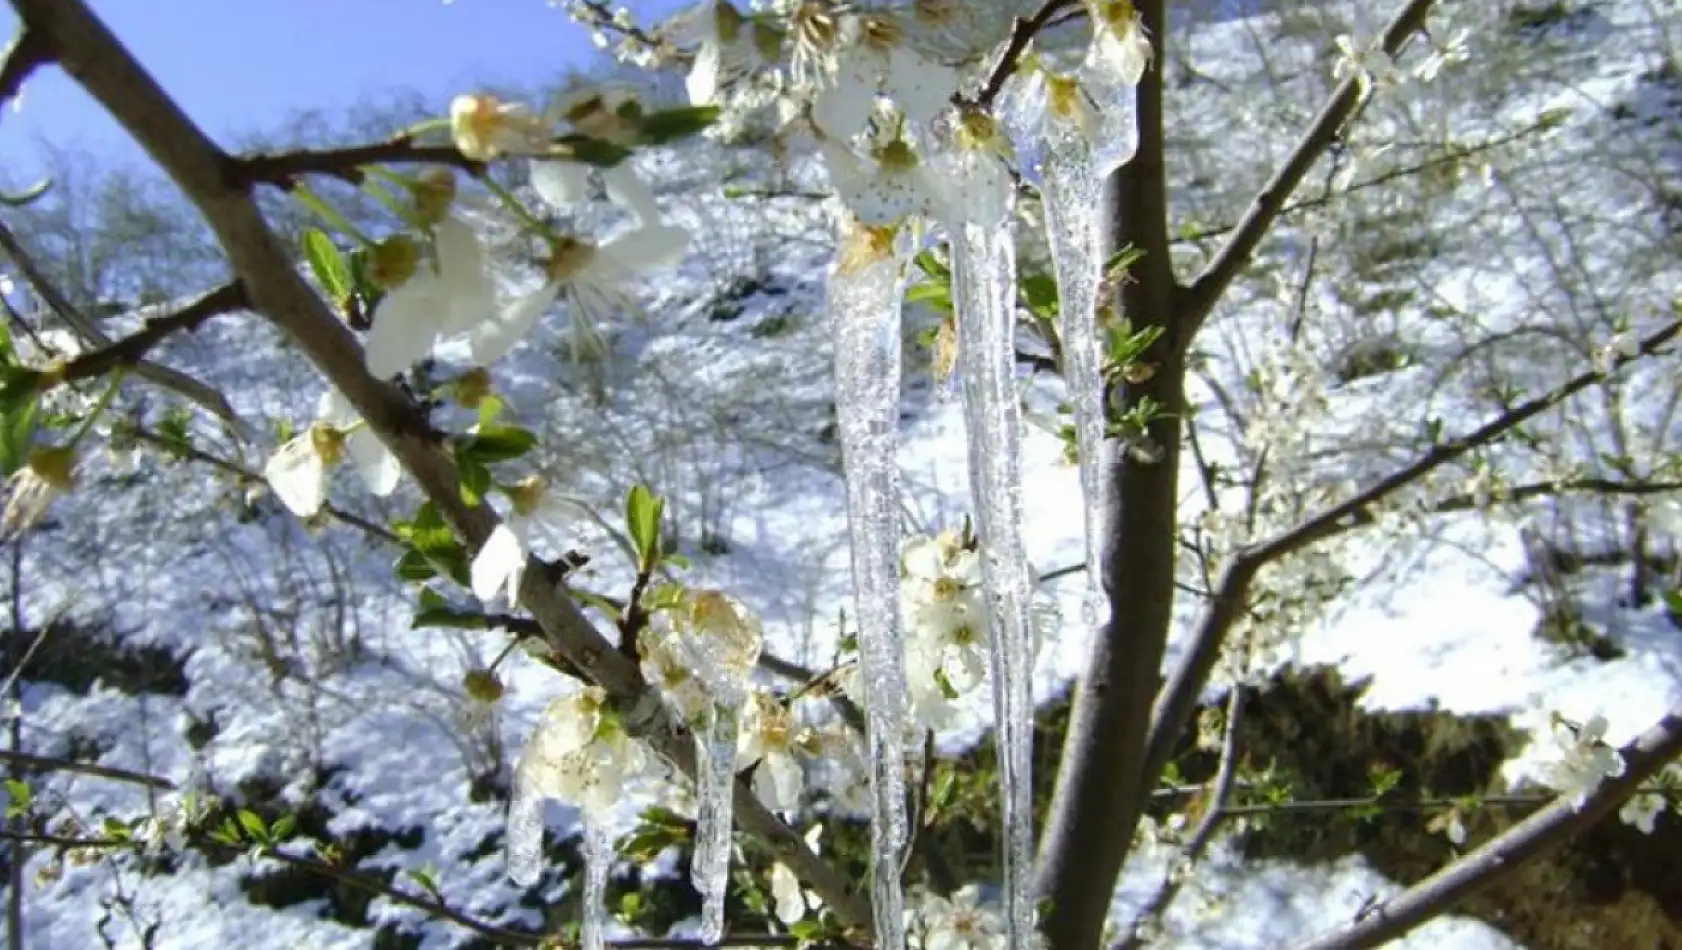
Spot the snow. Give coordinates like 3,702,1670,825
8,0,1682,947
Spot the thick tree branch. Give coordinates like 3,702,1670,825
1034,2,1180,947
0,218,245,428
231,138,486,190
44,281,247,390
0,28,45,115
1180,0,1436,334
0,748,174,790
1292,705,1682,950
1138,319,1682,807
8,0,870,933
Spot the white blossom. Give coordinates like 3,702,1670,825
736,689,808,812
537,87,664,226
809,11,960,141
450,93,552,161
820,130,946,226
469,475,585,605
263,390,399,518
769,824,825,925
363,217,496,377
916,884,1008,950
2,444,74,538
901,532,990,694
513,687,649,821
1538,713,1626,808
469,224,690,366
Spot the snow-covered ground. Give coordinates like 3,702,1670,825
9,0,1682,946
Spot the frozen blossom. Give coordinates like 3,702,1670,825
809,10,960,140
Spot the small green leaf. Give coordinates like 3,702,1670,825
458,456,492,507
0,395,37,477
457,425,537,463
3,778,29,817
636,105,721,144
302,229,351,303
625,484,662,571
913,248,950,281
236,809,268,843
1020,272,1060,320
396,549,440,583
270,814,297,841
407,867,441,895
1665,588,1682,617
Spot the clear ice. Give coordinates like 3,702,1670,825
827,225,913,950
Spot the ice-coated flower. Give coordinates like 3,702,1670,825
469,223,690,366
931,110,1015,227
363,216,497,377
507,686,649,883
916,884,1007,950
470,475,584,606
821,128,947,226
769,824,825,925
450,93,552,161
263,389,400,518
2,444,75,538
1085,0,1152,88
809,11,960,141
640,623,713,722
736,689,810,812
902,532,990,694
1538,713,1626,808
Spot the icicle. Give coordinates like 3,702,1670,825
941,117,1038,950
1041,116,1110,628
827,217,913,950
693,700,740,944
581,818,612,950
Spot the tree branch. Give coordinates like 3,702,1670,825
0,217,245,429
230,138,486,190
0,748,175,790
44,281,247,390
1292,705,1682,950
1180,0,1437,334
973,0,1079,107
0,27,46,115
1138,319,1682,808
1034,2,1181,946
8,0,871,933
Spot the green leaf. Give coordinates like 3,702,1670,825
913,248,950,281
3,779,29,818
625,484,662,571
457,425,537,463
1020,272,1059,320
552,134,633,168
396,549,439,582
270,814,297,841
0,178,51,208
302,229,351,303
458,456,492,507
236,808,268,843
407,867,441,895
0,395,37,477
1665,588,1682,617
636,105,721,145
905,280,954,315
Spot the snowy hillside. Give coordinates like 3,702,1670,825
7,0,1682,947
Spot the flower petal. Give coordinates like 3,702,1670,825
530,160,591,210
347,430,400,497
600,224,690,272
886,48,958,126
810,59,877,140
602,163,662,226
471,523,527,604
263,437,327,517
471,283,560,366
366,279,446,377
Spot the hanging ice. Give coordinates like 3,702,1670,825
670,591,763,946
582,819,612,950
939,113,1038,950
1036,70,1140,625
827,217,913,950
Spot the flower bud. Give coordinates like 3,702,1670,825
410,169,457,226
463,668,505,703
368,234,421,291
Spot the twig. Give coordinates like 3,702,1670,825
231,138,486,190
1291,705,1682,950
0,217,245,429
973,0,1079,107
44,281,248,390
1181,0,1437,334
0,749,175,791
1139,318,1682,808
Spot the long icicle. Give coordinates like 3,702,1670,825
828,218,912,950
581,818,612,950
947,161,1037,947
1041,131,1109,627
692,699,741,943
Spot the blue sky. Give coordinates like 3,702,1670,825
0,0,687,179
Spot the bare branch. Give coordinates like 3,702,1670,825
44,281,247,390
0,217,245,429
1180,0,1437,334
231,138,486,190
1139,319,1682,807
0,748,175,790
1292,706,1682,950
9,0,871,931
973,0,1080,107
